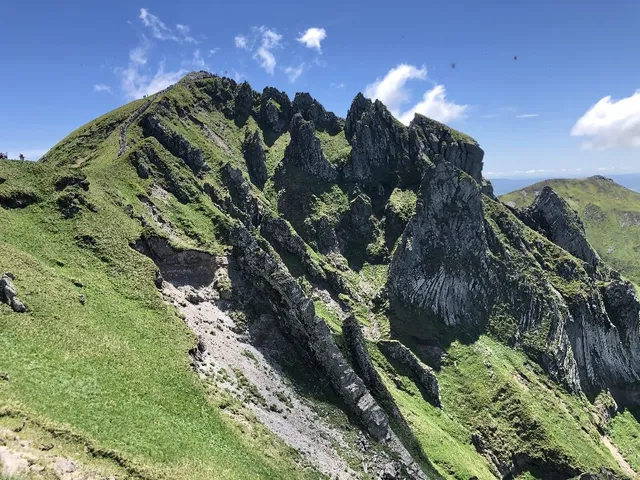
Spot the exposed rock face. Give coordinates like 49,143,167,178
378,341,441,408
292,92,342,135
0,190,39,209
229,225,390,441
409,114,484,183
259,87,292,134
340,192,375,246
234,82,254,122
344,94,411,185
143,115,209,174
519,186,600,268
388,161,494,331
0,273,28,313
242,130,268,189
279,114,338,182
259,213,325,281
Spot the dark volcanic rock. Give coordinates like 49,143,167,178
0,190,39,209
292,92,342,135
242,130,268,189
234,82,254,122
519,186,599,268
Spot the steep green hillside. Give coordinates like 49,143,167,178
501,176,640,285
1,72,639,479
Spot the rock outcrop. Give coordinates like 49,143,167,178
292,92,342,135
343,94,411,186
143,115,209,174
388,161,494,331
279,114,338,182
242,130,268,189
409,114,484,183
378,341,441,407
519,186,600,268
259,87,292,135
0,272,28,313
229,225,391,441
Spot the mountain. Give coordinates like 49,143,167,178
1,71,639,479
491,174,640,196
501,176,640,286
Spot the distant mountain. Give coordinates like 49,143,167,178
491,173,640,196
501,175,640,285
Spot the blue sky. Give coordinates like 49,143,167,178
1,0,639,178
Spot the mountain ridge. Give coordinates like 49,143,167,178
1,71,639,479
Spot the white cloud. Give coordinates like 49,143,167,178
284,64,305,83
139,8,197,43
209,48,220,56
235,35,249,50
235,27,282,75
297,27,327,52
330,81,345,89
516,113,539,118
365,64,467,125
571,91,640,149
191,49,208,69
93,83,112,93
176,24,196,43
398,85,468,125
118,40,186,99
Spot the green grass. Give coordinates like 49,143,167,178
0,157,315,479
501,176,640,285
316,130,351,165
609,408,640,471
371,335,624,479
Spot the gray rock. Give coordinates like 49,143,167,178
388,161,494,331
520,186,600,268
343,94,411,185
292,92,342,134
278,114,338,182
409,114,484,183
378,340,441,407
259,87,292,134
242,130,268,189
143,114,210,174
0,273,28,313
234,82,254,121
229,225,391,441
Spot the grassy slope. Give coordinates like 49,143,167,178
0,105,315,480
500,176,640,285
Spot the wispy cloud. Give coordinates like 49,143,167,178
284,63,305,83
365,64,467,125
139,8,197,43
572,90,640,150
208,48,220,56
235,35,249,50
330,81,345,89
235,26,283,75
515,113,539,118
117,37,187,99
297,27,327,52
93,83,112,93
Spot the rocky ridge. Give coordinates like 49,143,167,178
12,70,640,478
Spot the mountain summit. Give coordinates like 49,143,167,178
1,71,639,479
